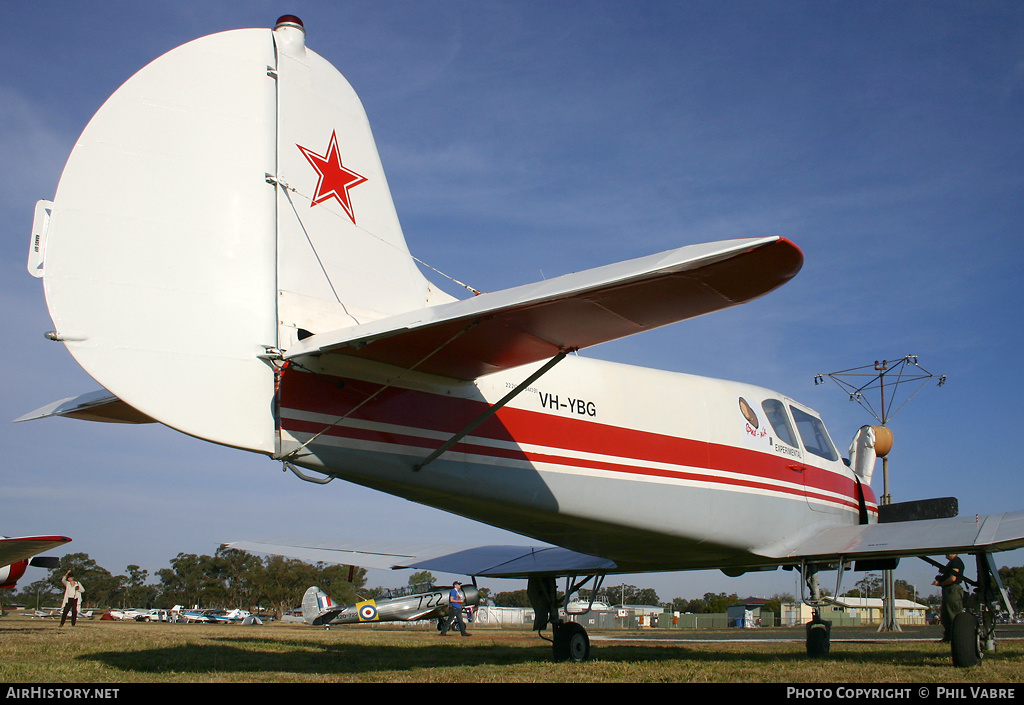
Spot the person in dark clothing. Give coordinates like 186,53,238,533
933,553,965,642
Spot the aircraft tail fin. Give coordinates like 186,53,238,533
30,19,437,454
301,586,338,625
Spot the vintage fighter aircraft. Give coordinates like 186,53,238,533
21,16,1024,666
301,583,480,629
0,535,71,590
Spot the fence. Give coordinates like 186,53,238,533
472,606,921,630
473,605,535,628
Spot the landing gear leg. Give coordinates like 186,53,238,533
527,575,559,633
528,575,592,662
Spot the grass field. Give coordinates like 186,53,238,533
2,614,1022,684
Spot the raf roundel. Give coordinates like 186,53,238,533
358,603,378,621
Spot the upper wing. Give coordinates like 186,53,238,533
224,539,616,578
285,236,803,380
0,535,72,567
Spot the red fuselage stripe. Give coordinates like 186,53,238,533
279,370,876,512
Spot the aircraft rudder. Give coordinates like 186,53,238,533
273,18,435,349
301,585,335,624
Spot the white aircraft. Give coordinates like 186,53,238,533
0,535,71,590
20,16,1024,666
171,606,213,624
206,608,254,623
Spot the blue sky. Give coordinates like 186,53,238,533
2,1,1022,605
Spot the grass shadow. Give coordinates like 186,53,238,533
77,631,1015,677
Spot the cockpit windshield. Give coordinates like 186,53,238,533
789,406,839,462
761,399,798,448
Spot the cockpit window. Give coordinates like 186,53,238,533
761,399,798,448
790,406,839,462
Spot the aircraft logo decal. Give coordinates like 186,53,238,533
297,130,368,224
738,397,758,428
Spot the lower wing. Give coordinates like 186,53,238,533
227,510,1024,579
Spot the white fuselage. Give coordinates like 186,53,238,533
278,354,876,573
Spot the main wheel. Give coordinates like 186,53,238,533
552,622,590,662
806,618,831,657
950,612,982,668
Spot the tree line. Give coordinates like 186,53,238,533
7,548,1023,618
4,547,367,617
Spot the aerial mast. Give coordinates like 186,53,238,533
815,355,946,631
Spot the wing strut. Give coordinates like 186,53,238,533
414,350,573,471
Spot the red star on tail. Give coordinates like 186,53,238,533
297,131,368,224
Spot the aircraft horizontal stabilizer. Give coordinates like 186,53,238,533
285,236,803,380
0,536,72,566
784,510,1024,562
224,540,616,578
15,390,156,425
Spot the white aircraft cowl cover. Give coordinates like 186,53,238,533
41,29,278,452
848,425,877,485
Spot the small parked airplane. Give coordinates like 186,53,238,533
302,583,479,629
171,606,214,624
206,608,254,623
29,608,90,620
0,535,71,590
21,16,1024,666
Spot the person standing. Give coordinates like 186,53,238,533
933,553,965,642
59,570,85,627
439,581,470,637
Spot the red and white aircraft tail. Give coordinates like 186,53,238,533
26,17,800,453
27,17,446,453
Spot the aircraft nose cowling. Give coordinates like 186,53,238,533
461,585,481,606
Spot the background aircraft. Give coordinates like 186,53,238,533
302,583,480,629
